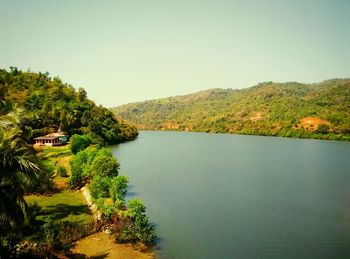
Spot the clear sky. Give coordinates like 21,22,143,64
1,0,349,107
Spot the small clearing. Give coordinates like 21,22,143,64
25,190,92,223
71,232,154,259
297,117,330,131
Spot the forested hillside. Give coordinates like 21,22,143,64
112,79,350,141
0,67,138,144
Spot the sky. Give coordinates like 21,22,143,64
0,0,349,107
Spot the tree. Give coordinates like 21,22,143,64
91,156,119,177
115,199,156,244
89,176,111,200
77,87,87,102
70,134,91,154
0,101,41,233
1,68,138,146
109,176,128,202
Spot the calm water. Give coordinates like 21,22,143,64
111,131,350,258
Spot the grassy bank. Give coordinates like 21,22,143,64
25,190,92,223
24,144,154,258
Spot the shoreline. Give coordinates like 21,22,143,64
135,129,350,142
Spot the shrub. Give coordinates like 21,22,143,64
57,166,68,177
316,124,330,134
41,217,62,249
69,167,83,189
115,199,156,244
95,198,124,221
70,134,91,154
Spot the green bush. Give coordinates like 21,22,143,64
91,156,119,177
70,134,91,154
115,199,156,244
316,124,330,134
41,217,62,249
57,166,68,177
69,167,83,189
95,198,124,221
89,176,111,200
109,176,128,202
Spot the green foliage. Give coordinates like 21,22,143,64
40,217,97,250
70,134,91,154
127,198,146,217
67,144,155,245
27,160,54,194
89,176,112,200
109,176,128,202
57,166,68,177
41,217,61,249
70,147,96,180
90,175,128,203
316,124,330,134
1,68,138,145
115,199,156,244
69,166,83,189
69,146,98,188
112,79,350,141
69,146,117,189
25,190,92,223
91,156,120,177
0,101,41,234
95,198,124,221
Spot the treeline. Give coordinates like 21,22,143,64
112,79,350,141
0,67,138,145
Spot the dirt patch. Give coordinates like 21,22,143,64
71,232,154,259
296,117,330,131
249,112,265,121
162,122,179,130
53,179,69,190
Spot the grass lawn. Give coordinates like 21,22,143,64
27,145,91,224
36,145,73,171
35,144,73,189
25,190,92,223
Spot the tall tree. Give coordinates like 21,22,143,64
0,101,41,233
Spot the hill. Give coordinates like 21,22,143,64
0,67,138,144
111,79,350,141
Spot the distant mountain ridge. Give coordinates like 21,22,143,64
111,79,350,141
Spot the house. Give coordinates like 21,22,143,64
34,131,68,146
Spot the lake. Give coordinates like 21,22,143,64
111,131,350,258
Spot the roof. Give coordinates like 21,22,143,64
46,131,67,137
34,130,68,140
34,136,61,140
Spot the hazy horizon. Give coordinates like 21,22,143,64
1,0,349,107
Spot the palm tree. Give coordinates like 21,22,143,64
0,101,41,233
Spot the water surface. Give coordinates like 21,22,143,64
111,131,350,258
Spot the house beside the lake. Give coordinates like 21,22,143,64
34,131,68,146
